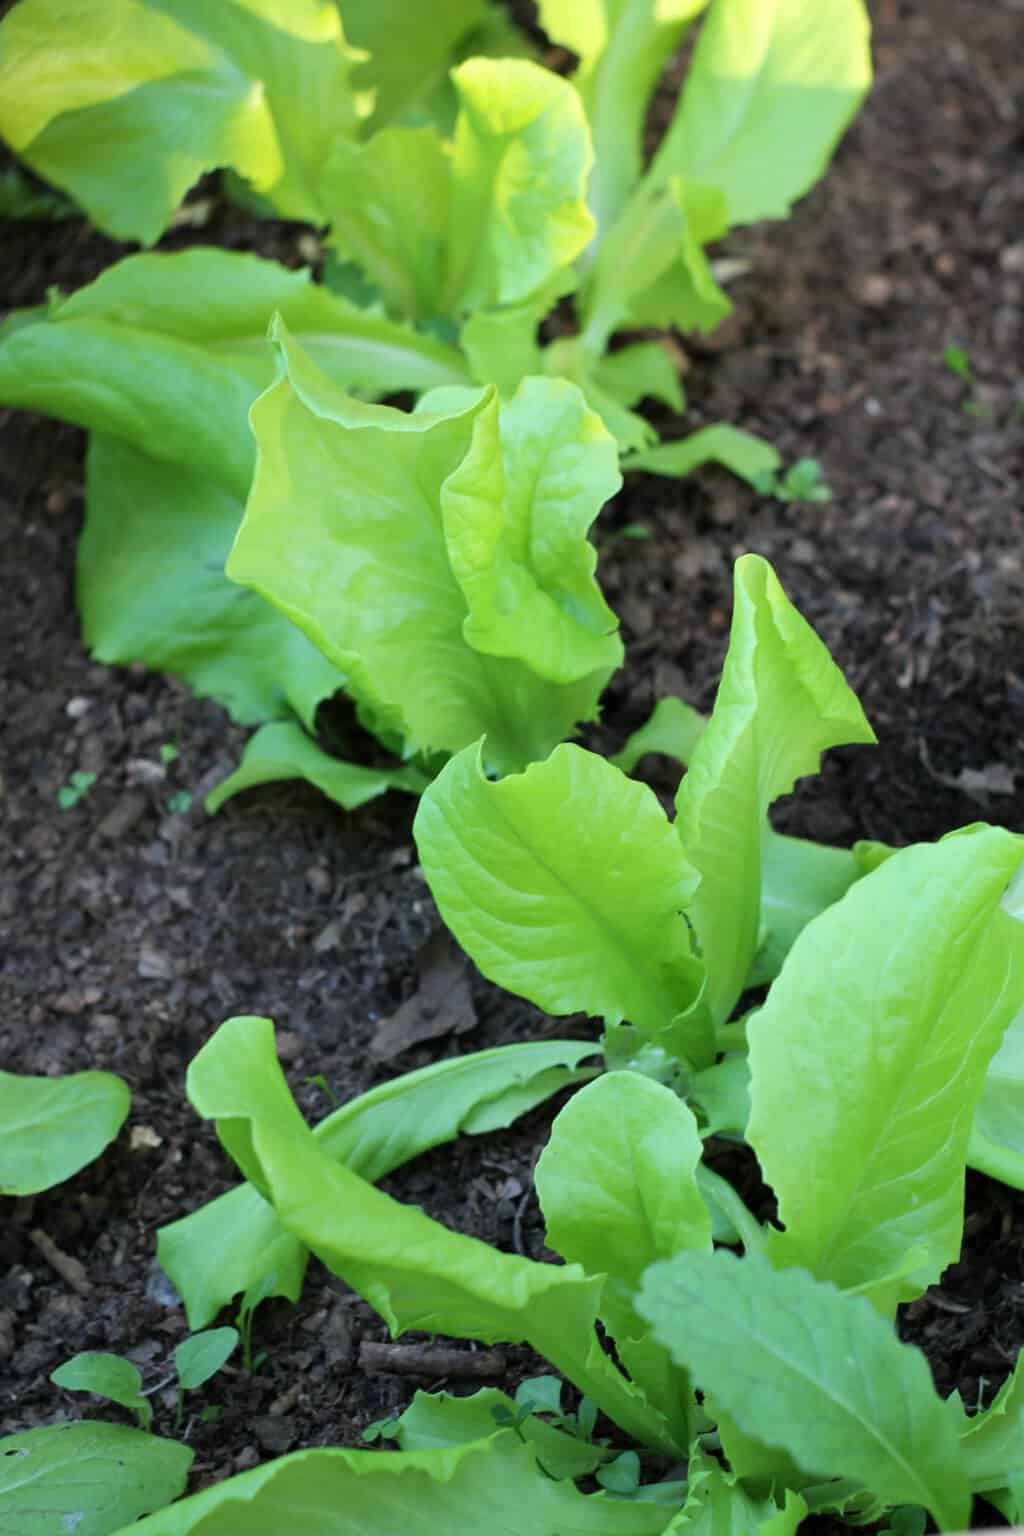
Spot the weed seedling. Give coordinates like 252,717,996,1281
57,769,97,810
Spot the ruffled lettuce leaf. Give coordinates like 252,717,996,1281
231,322,621,770
110,1431,676,1536
0,0,366,242
321,57,594,325
0,250,468,732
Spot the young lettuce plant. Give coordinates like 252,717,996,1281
0,258,623,811
414,554,1024,1187
113,801,1024,1532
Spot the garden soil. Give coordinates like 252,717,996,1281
2,0,1023,1513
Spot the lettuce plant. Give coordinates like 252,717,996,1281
0,254,623,808
414,555,1024,1187
111,790,1024,1532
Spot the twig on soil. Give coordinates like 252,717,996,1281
29,1227,92,1296
359,1342,506,1379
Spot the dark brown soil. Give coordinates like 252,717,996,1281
2,0,1023,1510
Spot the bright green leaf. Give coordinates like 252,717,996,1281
461,269,577,397
415,742,708,1060
647,0,872,227
110,1433,675,1535
0,1069,129,1196
0,1421,191,1536
537,0,709,239
748,827,1024,1309
541,335,660,453
174,1329,238,1392
638,1249,971,1531
322,126,451,322
392,1387,611,1480
158,1027,599,1328
0,250,470,501
750,828,862,985
624,425,782,489
689,1054,750,1138
82,438,343,730
444,58,595,314
610,696,705,775
537,1073,710,1292
51,1352,152,1430
442,376,622,682
662,1441,806,1536
536,1072,710,1447
339,0,486,130
675,554,875,1028
594,340,686,416
582,176,731,350
0,0,365,242
959,1351,1024,1495
204,720,428,813
969,1008,1024,1189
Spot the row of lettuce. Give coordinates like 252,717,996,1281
12,3,1024,1535
0,0,870,807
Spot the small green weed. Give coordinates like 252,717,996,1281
56,770,97,811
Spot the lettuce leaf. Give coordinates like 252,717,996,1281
748,827,1024,1311
968,1008,1024,1189
179,1017,678,1451
0,1068,130,1196
580,0,871,344
536,0,710,241
158,1024,599,1328
110,1432,676,1536
675,554,875,1028
339,0,487,131
414,743,706,1057
0,0,366,242
81,437,343,730
0,250,469,731
638,1249,971,1532
203,721,428,812
535,1071,709,1446
321,57,593,325
648,0,872,227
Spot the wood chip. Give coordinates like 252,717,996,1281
29,1228,92,1296
359,1342,505,1379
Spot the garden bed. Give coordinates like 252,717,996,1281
1,0,1023,1505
